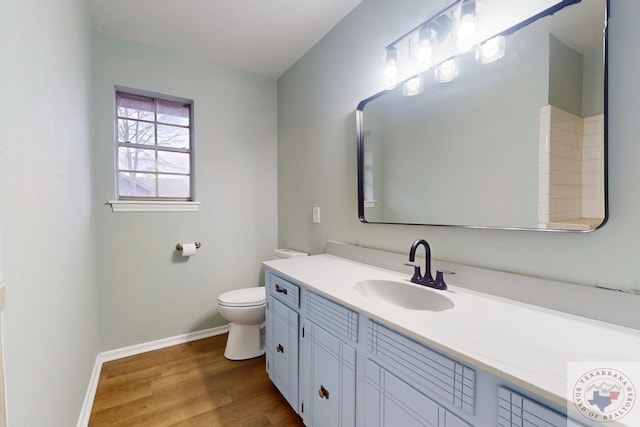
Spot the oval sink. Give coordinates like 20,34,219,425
354,279,454,311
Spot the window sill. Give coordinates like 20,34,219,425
108,200,201,212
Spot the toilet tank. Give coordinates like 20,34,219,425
273,248,308,259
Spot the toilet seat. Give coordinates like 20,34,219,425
218,287,266,307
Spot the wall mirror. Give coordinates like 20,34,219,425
357,0,608,231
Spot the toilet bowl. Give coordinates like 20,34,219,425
218,287,266,360
217,248,307,360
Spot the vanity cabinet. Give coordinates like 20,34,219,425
265,273,300,410
265,269,592,427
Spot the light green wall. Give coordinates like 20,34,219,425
548,35,584,116
363,31,549,227
92,33,278,351
583,50,605,117
277,0,640,292
547,35,605,118
0,0,98,425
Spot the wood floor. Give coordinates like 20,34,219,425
89,334,304,426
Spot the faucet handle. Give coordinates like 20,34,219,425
404,261,423,284
437,270,456,276
433,270,455,290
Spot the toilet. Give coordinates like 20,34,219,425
217,248,308,360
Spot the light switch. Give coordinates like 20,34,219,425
313,207,321,224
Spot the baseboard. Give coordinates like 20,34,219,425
76,325,229,427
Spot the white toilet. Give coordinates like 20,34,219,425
217,248,307,360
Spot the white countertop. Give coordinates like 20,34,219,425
263,254,640,417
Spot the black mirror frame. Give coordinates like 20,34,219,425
356,0,609,232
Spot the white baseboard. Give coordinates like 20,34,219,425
76,325,229,427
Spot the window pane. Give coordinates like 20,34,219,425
157,124,189,149
117,93,154,121
158,174,190,198
157,100,190,126
118,119,155,145
115,90,193,201
118,172,156,197
158,151,189,174
118,147,156,172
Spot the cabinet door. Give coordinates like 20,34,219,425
266,296,299,410
365,360,471,427
498,387,587,427
301,320,356,427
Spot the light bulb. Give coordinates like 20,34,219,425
456,1,477,40
402,76,423,96
384,47,398,78
416,26,435,63
384,59,397,78
417,39,432,62
456,16,476,40
435,59,459,83
383,47,398,88
476,35,505,64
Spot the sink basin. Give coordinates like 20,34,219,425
354,279,454,311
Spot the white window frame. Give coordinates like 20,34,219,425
108,87,199,212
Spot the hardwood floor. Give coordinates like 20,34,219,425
89,334,304,426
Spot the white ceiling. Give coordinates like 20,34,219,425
85,0,362,80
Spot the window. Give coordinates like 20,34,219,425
115,90,193,201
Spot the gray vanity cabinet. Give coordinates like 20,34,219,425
265,269,593,427
265,273,300,410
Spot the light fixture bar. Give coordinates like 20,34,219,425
384,0,458,50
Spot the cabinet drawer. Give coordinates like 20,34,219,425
266,271,300,308
368,321,476,415
498,387,586,427
303,291,358,343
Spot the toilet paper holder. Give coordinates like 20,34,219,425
175,241,201,251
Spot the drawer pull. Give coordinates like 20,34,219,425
276,344,284,353
275,284,288,295
318,385,330,400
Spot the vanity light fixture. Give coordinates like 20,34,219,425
382,0,504,86
402,75,423,96
476,35,505,64
435,58,459,83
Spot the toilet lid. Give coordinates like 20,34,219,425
218,287,266,307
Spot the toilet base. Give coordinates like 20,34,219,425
224,323,265,360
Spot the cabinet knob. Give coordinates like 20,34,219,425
275,284,288,295
318,385,330,400
276,344,284,353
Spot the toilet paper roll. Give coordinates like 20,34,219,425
179,243,198,256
